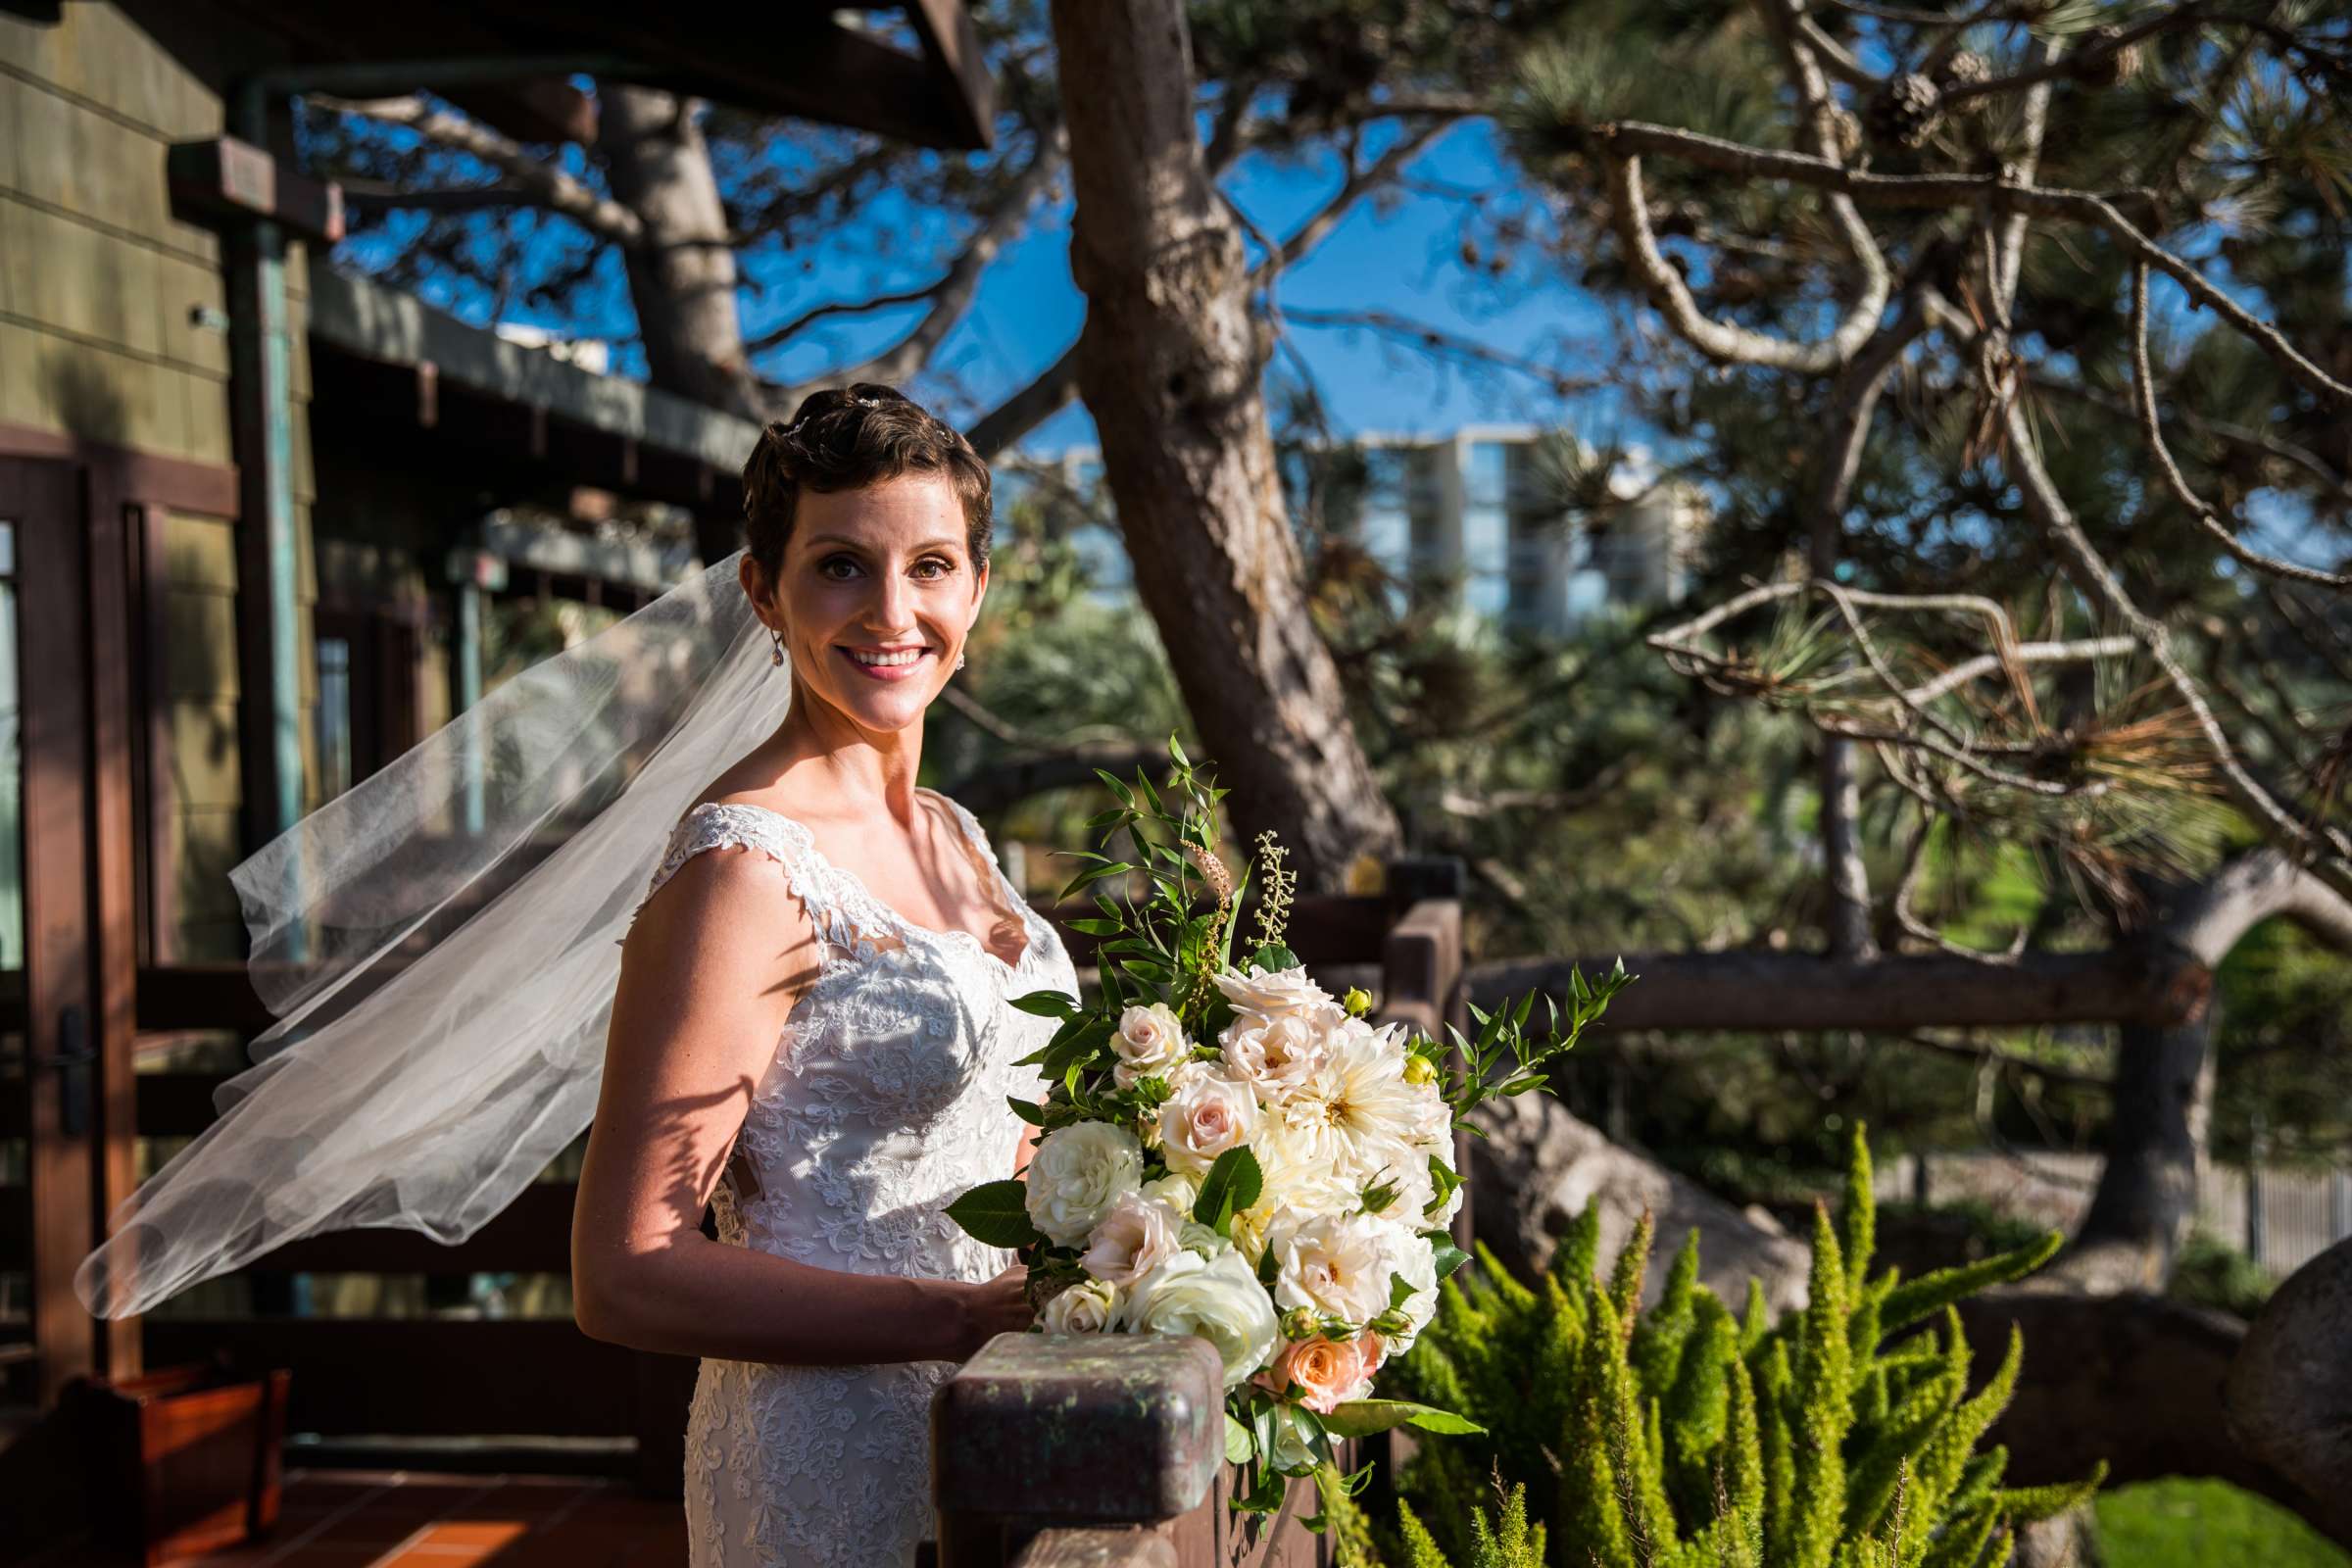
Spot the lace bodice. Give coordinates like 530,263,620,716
644,793,1078,1568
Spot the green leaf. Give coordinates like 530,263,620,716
1249,942,1300,973
944,1180,1042,1249
1389,1270,1420,1309
1005,1097,1046,1126
1193,1145,1265,1227
1064,917,1125,936
1880,1230,2063,1333
1233,1465,1291,1512
1319,1400,1486,1440
1224,1412,1256,1465
1421,1234,1470,1280
1008,991,1078,1019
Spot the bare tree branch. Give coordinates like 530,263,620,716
1255,120,1453,281
2127,262,2352,588
774,125,1068,399
1592,119,2352,406
2033,373,2352,511
965,342,1082,459
313,93,647,248
1937,3,2245,112
1604,151,1890,372
1999,388,2352,892
1280,307,1610,398
744,280,969,359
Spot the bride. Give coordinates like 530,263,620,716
76,385,1079,1568
574,385,1075,1566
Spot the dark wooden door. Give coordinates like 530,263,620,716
0,458,99,1412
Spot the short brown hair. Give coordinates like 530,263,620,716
739,383,993,576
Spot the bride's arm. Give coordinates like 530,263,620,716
571,849,1028,1364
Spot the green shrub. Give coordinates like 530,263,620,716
1358,1127,2104,1567
2167,1230,2277,1319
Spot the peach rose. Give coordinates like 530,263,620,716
1269,1333,1377,1414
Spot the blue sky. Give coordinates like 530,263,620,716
342,115,1632,459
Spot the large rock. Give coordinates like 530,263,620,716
2227,1236,2352,1545
1465,1094,1811,1314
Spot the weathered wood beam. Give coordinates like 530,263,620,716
1470,947,2207,1033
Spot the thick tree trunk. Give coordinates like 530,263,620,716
2059,850,2352,1289
2059,1010,2215,1292
597,86,763,562
1046,0,1404,889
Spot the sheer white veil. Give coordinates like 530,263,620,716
77,550,791,1317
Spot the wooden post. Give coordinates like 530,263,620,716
932,1334,1222,1568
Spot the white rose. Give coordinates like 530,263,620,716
1155,1064,1261,1175
1215,964,1347,1030
1265,1209,1409,1326
1177,1218,1232,1258
1082,1192,1185,1288
1141,1170,1200,1214
1122,1247,1280,1388
1025,1121,1145,1248
1113,1003,1190,1089
1220,1010,1333,1102
1268,1410,1317,1474
1040,1277,1121,1335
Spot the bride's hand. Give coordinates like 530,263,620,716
955,1264,1035,1359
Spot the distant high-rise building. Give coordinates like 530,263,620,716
1330,425,1703,634
1003,426,1704,632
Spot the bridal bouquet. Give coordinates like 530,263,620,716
945,742,1628,1515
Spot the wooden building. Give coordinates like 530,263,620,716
0,0,991,1545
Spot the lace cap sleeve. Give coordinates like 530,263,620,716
632,802,822,930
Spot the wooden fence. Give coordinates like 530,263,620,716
113,861,1468,1497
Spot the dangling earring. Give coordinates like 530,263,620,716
768,629,785,667
955,651,967,672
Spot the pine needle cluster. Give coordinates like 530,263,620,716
1348,1128,2104,1568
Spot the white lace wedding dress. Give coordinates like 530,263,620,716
636,793,1078,1568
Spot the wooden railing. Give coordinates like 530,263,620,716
932,1334,1343,1568
115,863,1466,1496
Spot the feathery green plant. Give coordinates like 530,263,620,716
1350,1127,2103,1567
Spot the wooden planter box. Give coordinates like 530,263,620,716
82,1362,291,1566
